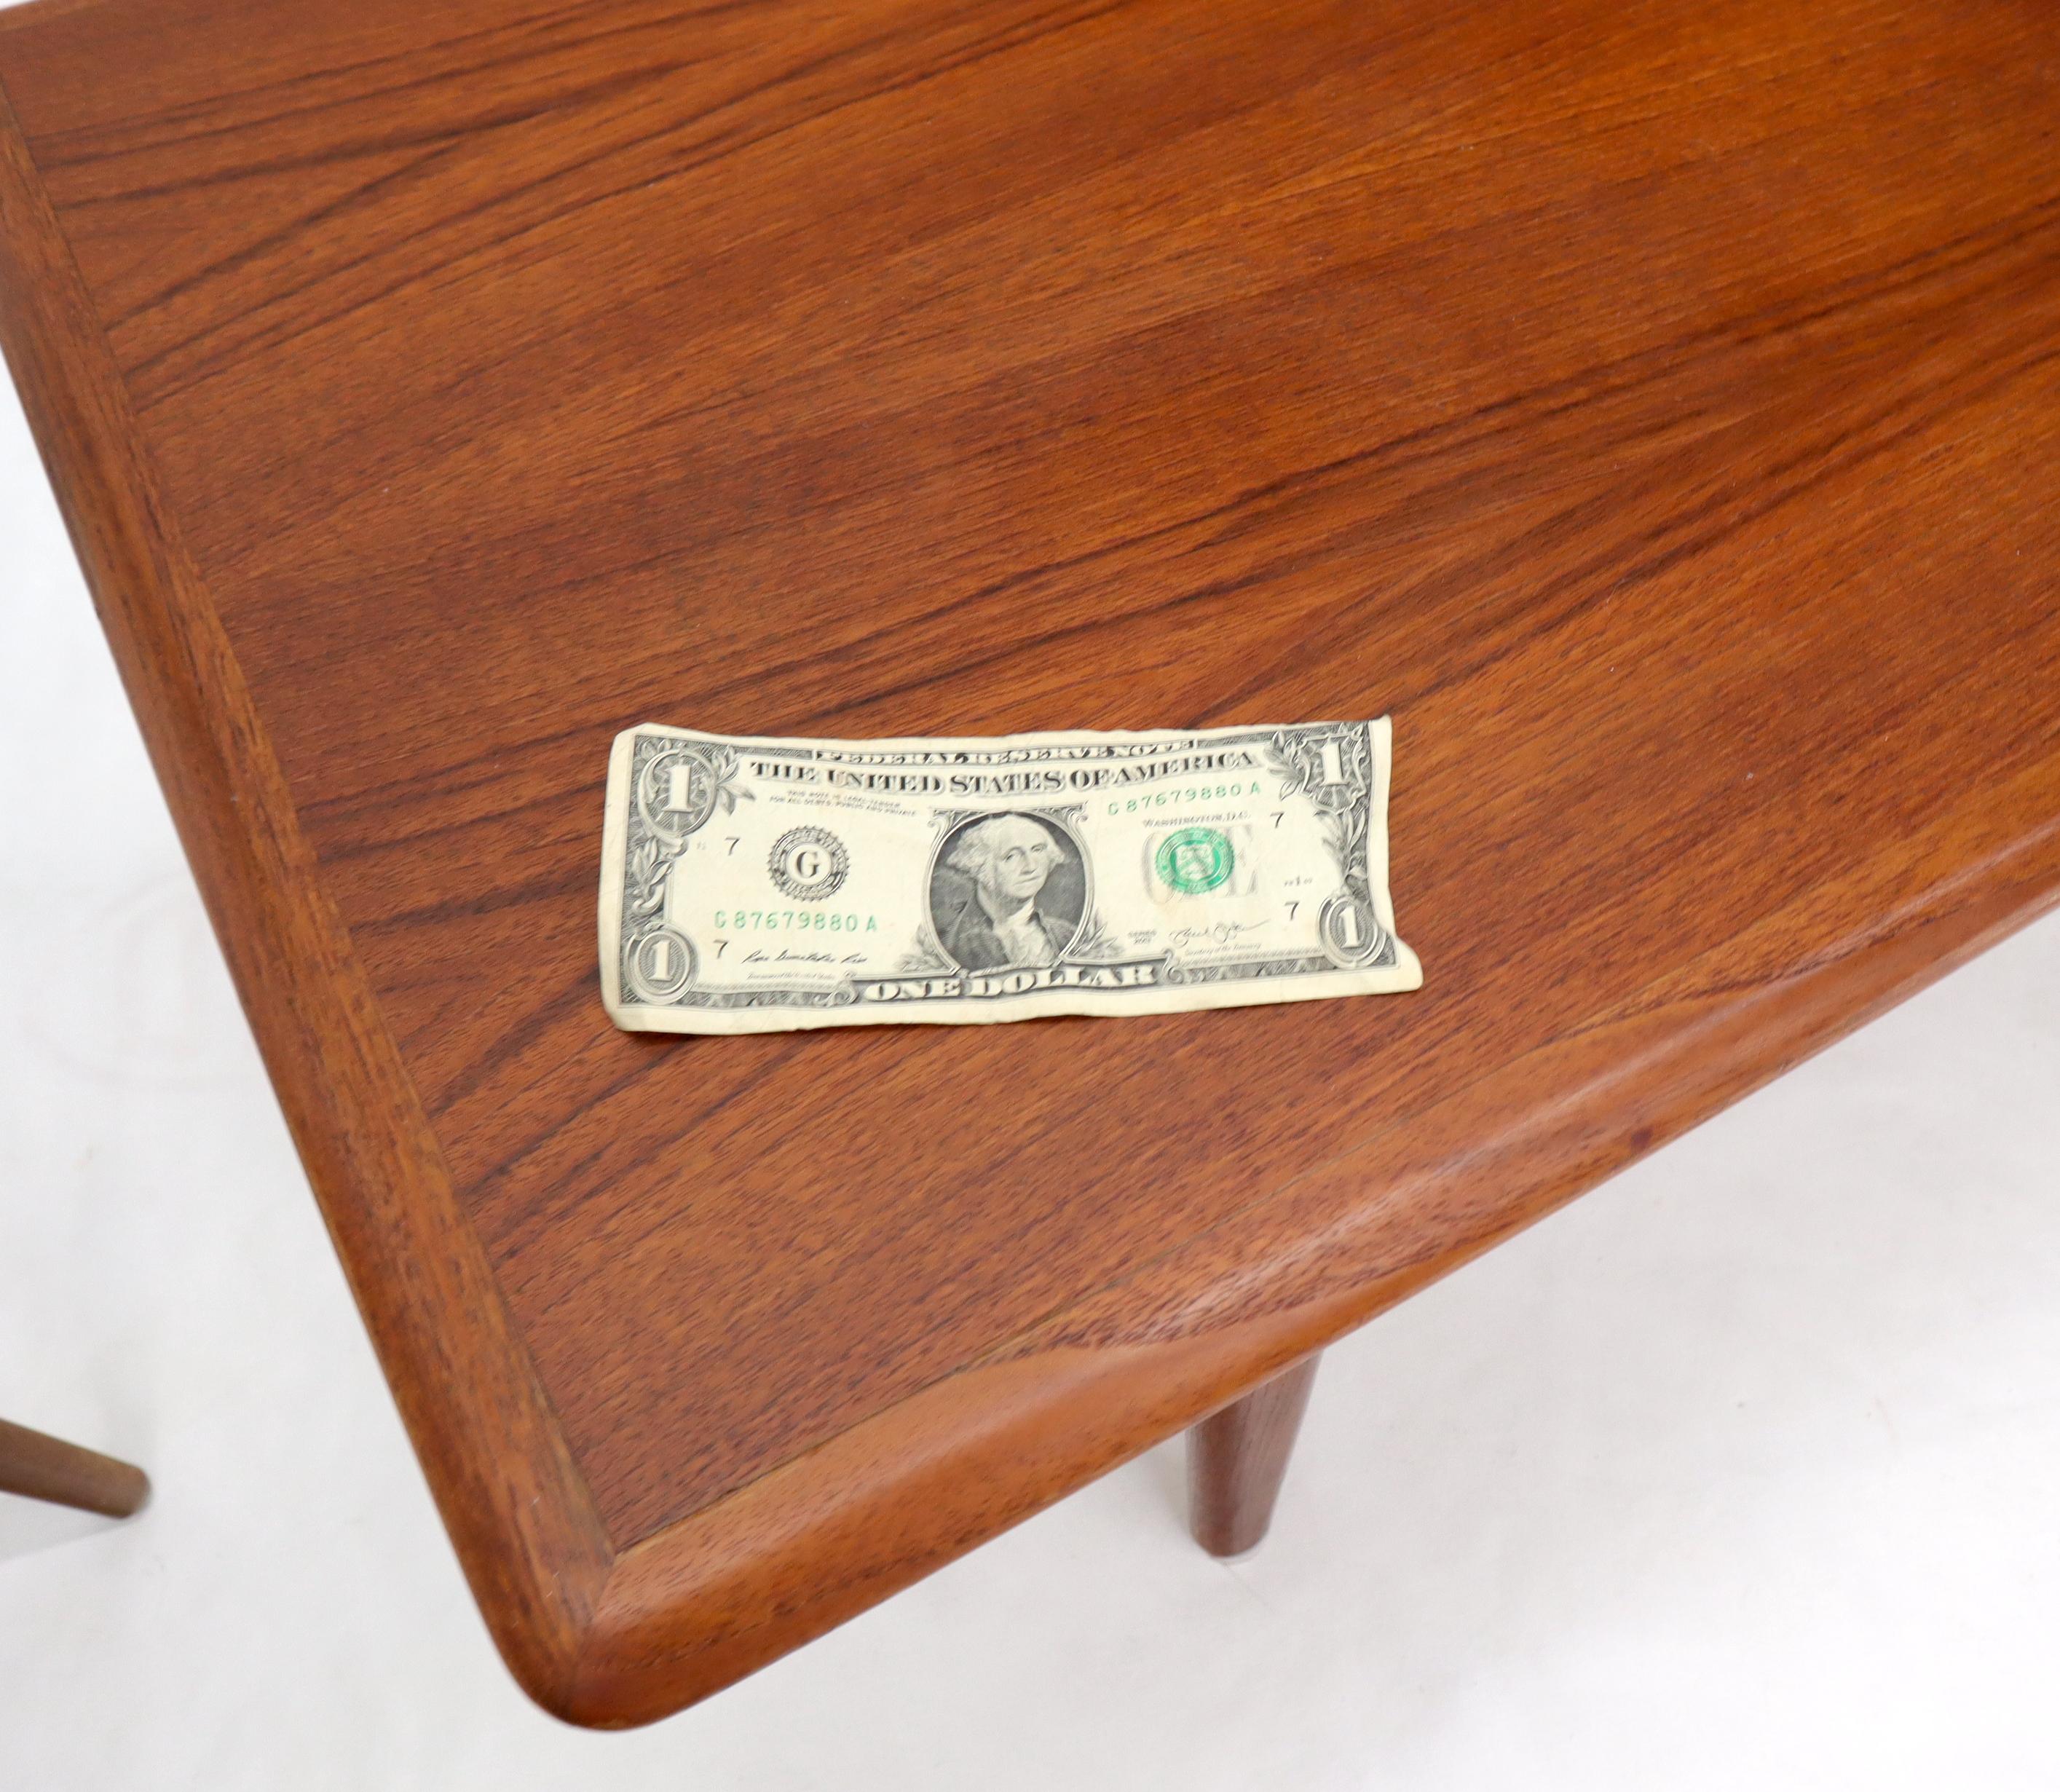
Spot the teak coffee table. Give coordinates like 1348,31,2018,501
4,0,2056,1729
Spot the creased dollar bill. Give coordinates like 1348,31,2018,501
598,719,1422,1034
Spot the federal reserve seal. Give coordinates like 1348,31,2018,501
769,826,849,900
1154,825,1234,895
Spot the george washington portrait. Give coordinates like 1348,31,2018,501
928,812,1086,973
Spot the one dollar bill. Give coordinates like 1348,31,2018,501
599,719,1422,1034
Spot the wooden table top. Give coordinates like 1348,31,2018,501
3,0,2056,1727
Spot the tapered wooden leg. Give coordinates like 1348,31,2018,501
0,1417,150,1519
1186,1354,1320,1557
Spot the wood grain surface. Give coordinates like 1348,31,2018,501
2,0,2056,1726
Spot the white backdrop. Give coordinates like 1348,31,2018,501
4,299,2059,1791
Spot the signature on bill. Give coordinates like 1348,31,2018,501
1167,920,1269,950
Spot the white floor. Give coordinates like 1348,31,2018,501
6,354,2060,1791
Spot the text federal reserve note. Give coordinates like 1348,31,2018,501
599,719,1421,1034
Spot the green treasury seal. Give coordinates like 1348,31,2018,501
1156,825,1234,894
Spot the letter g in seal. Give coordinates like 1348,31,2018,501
769,826,850,900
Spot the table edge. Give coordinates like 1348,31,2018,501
559,810,2060,1723
0,75,623,1719
0,0,108,42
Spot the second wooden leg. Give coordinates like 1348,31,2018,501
0,1416,151,1519
1186,1354,1320,1558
